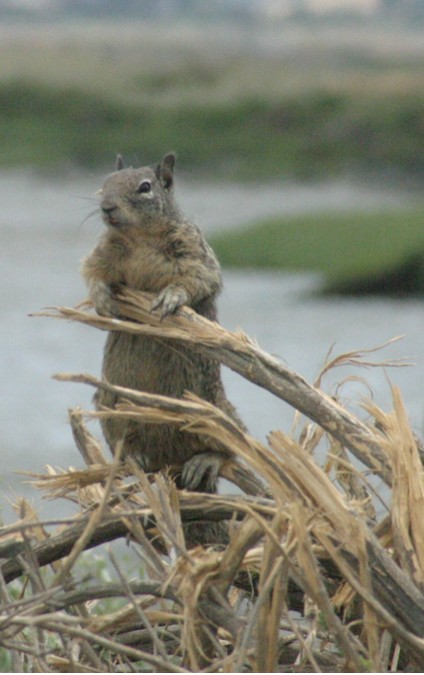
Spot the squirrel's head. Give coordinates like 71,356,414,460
98,153,178,228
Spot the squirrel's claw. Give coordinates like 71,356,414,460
181,451,226,492
151,285,188,318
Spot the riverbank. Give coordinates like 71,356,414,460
210,208,424,292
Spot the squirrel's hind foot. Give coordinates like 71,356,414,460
181,451,228,493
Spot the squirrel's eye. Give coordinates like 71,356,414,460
137,180,151,194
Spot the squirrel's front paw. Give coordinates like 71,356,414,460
90,281,120,317
151,285,188,318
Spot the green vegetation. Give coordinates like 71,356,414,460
210,209,424,283
1,79,424,179
0,78,423,178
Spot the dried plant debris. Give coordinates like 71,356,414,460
2,290,423,671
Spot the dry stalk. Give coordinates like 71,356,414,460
253,513,289,672
365,387,424,589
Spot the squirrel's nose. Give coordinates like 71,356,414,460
101,202,117,215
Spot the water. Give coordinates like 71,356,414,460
1,170,423,523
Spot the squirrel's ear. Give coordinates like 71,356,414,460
156,152,176,189
115,154,125,171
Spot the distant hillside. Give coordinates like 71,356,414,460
0,18,423,179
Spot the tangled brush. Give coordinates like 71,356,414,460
1,288,423,672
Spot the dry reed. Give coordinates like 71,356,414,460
1,288,424,671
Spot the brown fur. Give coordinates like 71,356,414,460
82,154,242,542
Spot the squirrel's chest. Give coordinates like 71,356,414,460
121,239,181,292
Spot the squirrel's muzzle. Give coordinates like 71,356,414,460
101,201,121,226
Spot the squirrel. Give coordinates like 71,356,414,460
81,153,243,545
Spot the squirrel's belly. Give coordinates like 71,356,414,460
101,332,200,395
96,332,207,469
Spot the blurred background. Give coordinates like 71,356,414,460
1,0,424,521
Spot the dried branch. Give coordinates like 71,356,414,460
38,288,393,483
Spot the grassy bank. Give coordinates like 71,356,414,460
210,209,424,286
1,79,424,180
1,79,424,179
